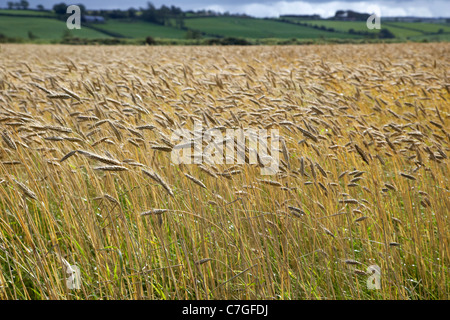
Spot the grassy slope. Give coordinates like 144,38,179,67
92,20,187,39
386,22,450,33
300,19,423,37
299,19,379,33
408,33,450,41
0,9,56,16
184,17,360,39
296,19,450,38
0,13,449,42
378,24,426,38
0,16,111,40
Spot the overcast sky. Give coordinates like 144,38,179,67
3,0,449,18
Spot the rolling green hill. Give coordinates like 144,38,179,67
288,18,450,39
0,9,56,17
0,16,110,40
184,17,360,39
298,19,377,33
91,20,187,39
0,9,448,44
407,33,450,41
385,21,450,33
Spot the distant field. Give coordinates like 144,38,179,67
300,19,423,37
0,16,110,40
297,19,378,33
385,22,450,34
379,24,424,38
294,19,450,38
92,20,187,39
408,33,450,41
0,11,186,40
0,9,55,17
0,12,449,43
184,17,360,39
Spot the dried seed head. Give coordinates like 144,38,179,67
93,165,128,172
344,259,362,265
184,173,207,189
141,209,168,216
142,169,174,197
1,130,17,150
13,178,37,200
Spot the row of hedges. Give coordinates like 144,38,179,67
1,34,436,46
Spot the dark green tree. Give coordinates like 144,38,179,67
186,29,202,39
75,3,86,15
145,36,156,45
141,2,158,23
379,28,395,39
53,2,67,15
128,7,137,19
175,16,185,29
159,5,171,25
28,30,37,40
20,0,29,10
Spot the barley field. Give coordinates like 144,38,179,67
0,43,448,300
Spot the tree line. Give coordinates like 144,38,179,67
7,1,31,10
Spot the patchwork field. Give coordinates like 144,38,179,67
183,17,360,39
0,16,111,40
0,43,448,300
1,11,449,43
295,19,450,39
92,20,188,39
